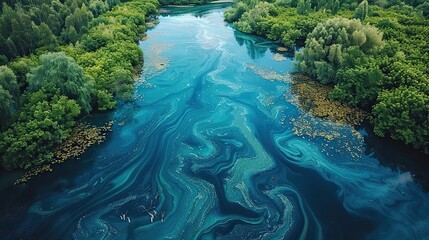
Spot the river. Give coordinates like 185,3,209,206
1,4,428,240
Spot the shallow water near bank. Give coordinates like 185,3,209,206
1,5,429,240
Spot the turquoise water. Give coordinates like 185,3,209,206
1,5,429,240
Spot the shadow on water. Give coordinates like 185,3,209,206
233,30,270,59
0,140,103,238
360,124,429,192
232,27,296,60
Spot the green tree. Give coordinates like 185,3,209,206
234,2,277,34
9,8,38,55
89,0,109,18
0,33,17,60
354,0,369,21
372,86,429,153
0,65,19,101
331,64,383,107
37,22,58,50
61,4,94,43
0,89,81,169
417,2,429,18
0,86,15,128
8,56,39,90
28,52,93,113
224,2,248,22
297,0,312,15
0,3,16,38
296,17,383,84
0,66,19,126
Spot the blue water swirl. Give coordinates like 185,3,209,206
0,5,428,240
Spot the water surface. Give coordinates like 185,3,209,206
1,5,429,240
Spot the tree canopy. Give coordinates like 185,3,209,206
0,0,159,170
28,52,93,113
0,66,19,127
0,90,80,169
296,17,383,84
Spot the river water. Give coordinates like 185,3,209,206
1,5,428,240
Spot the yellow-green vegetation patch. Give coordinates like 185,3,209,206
247,64,291,83
289,114,365,159
14,122,114,185
141,42,174,82
273,53,287,61
290,74,368,126
285,74,367,159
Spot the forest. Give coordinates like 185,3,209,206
0,0,158,170
225,0,429,153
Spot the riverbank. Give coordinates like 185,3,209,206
225,0,429,154
0,0,159,179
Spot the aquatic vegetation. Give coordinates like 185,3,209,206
290,74,368,126
247,64,291,83
138,42,173,82
52,121,114,164
14,121,113,185
273,53,287,61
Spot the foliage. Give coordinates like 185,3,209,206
0,66,19,127
297,0,311,15
68,0,158,110
296,17,383,84
0,89,80,170
7,56,39,90
226,0,429,153
0,0,159,170
234,2,278,34
224,2,248,22
353,0,368,21
0,86,15,128
28,52,93,113
226,4,330,47
372,86,429,153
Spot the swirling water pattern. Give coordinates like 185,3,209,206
1,5,429,240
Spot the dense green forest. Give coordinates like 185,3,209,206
0,0,158,170
226,0,429,153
